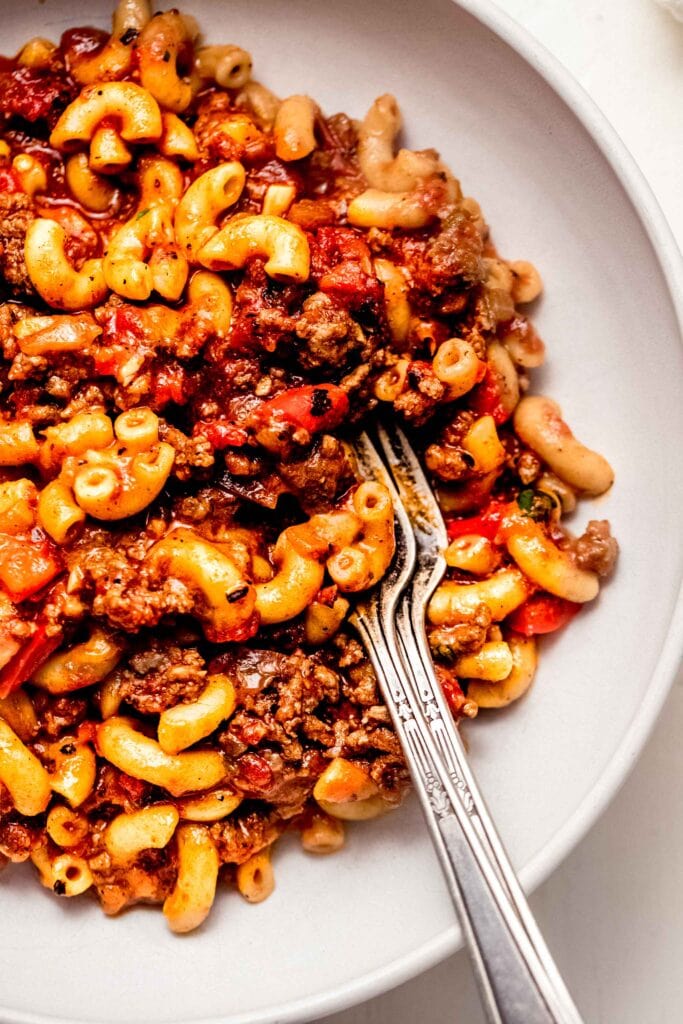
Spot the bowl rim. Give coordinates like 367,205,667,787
2,2,682,1023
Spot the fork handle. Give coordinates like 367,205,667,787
399,599,585,1022
355,610,582,1024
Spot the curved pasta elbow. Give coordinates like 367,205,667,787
197,214,310,282
24,219,107,311
274,95,318,161
39,480,85,544
174,162,246,260
432,338,485,401
358,94,441,192
468,633,538,708
374,258,411,345
196,44,253,89
428,567,531,625
454,641,513,682
32,628,126,695
236,846,275,903
313,757,391,821
163,823,220,933
50,82,162,151
504,519,599,604
158,673,236,755
146,529,257,642
105,804,179,863
104,204,188,301
72,441,175,520
347,188,437,230
97,717,228,796
0,718,51,816
327,483,395,593
513,395,614,495
67,0,151,85
46,736,96,808
136,11,199,113
255,530,325,625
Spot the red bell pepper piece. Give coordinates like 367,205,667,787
445,500,510,543
508,593,581,636
257,384,349,435
0,622,61,699
0,533,62,603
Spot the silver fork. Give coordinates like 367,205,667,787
349,429,585,1024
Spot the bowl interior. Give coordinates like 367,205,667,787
0,1,681,1023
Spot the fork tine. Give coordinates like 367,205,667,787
352,432,417,611
376,420,448,549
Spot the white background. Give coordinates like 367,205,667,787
323,1,683,1022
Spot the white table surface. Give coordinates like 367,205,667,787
323,1,683,1022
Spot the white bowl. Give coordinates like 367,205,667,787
0,1,681,1023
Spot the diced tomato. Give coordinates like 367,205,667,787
237,752,274,791
77,721,98,746
312,226,382,308
470,367,511,425
150,363,188,407
117,773,149,804
507,593,581,636
101,304,145,345
0,66,76,125
234,717,269,746
445,499,510,544
256,384,349,435
0,532,62,603
193,419,249,449
0,168,20,194
204,611,260,645
91,346,131,379
0,622,61,699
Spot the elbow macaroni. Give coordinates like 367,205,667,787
197,214,311,282
24,219,108,310
97,717,228,796
158,673,236,755
514,396,614,495
163,823,220,933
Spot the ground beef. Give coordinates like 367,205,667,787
425,206,485,289
294,291,367,370
115,639,207,715
232,748,326,816
428,605,492,659
277,434,354,513
90,844,177,915
217,648,341,763
0,192,35,297
394,361,446,425
368,753,410,803
210,805,285,864
159,422,215,481
32,692,88,740
0,816,41,862
73,544,196,634
340,655,381,706
424,442,471,482
573,520,619,577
